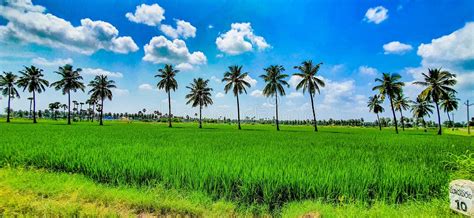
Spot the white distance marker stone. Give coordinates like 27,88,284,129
449,179,474,216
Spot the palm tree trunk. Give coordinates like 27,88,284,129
446,111,452,130
33,90,37,123
389,96,398,134
168,91,172,128
452,113,455,131
275,95,280,131
236,94,241,130
310,93,318,132
99,98,104,126
29,99,32,119
376,113,381,131
199,103,202,129
7,90,11,123
399,110,405,131
435,101,442,135
67,90,71,125
92,104,95,122
422,118,427,132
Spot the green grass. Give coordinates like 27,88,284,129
0,119,472,213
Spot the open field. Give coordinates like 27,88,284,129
0,120,473,216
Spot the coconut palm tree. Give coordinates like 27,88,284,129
440,92,459,131
88,75,116,126
16,66,49,123
411,97,434,132
413,68,456,135
260,65,289,131
86,97,97,122
50,64,85,125
293,60,325,132
155,64,179,128
222,65,251,130
394,94,410,131
372,73,405,134
48,102,61,120
185,78,213,128
0,72,20,122
367,94,384,131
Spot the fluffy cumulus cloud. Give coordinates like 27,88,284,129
243,75,257,87
358,65,378,76
216,23,270,55
31,57,73,67
82,68,123,78
143,36,207,70
321,79,356,107
250,89,263,98
0,0,138,55
288,75,302,88
215,92,225,98
383,41,413,55
364,6,388,24
125,3,165,26
160,20,196,39
138,83,155,91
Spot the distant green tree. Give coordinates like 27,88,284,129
367,94,384,131
293,61,325,132
185,78,213,128
440,92,459,131
50,64,85,125
372,73,405,134
222,65,251,130
88,75,116,126
410,97,434,132
260,65,289,131
16,66,49,123
0,72,20,123
156,64,179,128
414,68,456,135
394,94,410,131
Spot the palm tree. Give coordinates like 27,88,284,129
86,97,97,122
394,94,410,131
185,78,213,128
222,65,251,130
372,73,405,134
413,68,456,135
48,102,61,120
0,72,20,122
16,66,49,123
61,103,67,118
50,64,85,125
440,92,459,131
155,64,179,128
293,61,325,132
411,97,434,132
367,94,384,131
88,75,116,126
260,65,289,131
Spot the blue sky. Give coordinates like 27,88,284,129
0,0,473,121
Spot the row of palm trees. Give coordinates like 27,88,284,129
369,68,458,135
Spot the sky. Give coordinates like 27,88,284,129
0,0,473,122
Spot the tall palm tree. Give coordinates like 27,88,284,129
185,78,213,128
372,73,405,134
88,75,116,126
260,65,289,131
0,72,20,122
16,66,49,123
411,97,434,132
222,65,251,130
367,94,384,131
394,94,410,131
50,64,85,125
155,64,179,128
440,92,459,131
293,60,325,132
413,68,456,135
86,97,97,122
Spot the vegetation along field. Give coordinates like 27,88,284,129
0,120,472,216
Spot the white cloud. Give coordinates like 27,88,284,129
217,104,230,109
175,63,194,71
262,102,274,108
216,54,224,58
125,3,165,26
82,68,123,78
320,78,356,107
160,20,196,39
113,88,129,96
250,89,263,98
243,75,257,87
143,36,207,69
383,41,413,54
288,75,302,88
210,76,221,83
286,92,303,99
208,25,214,29
31,57,73,67
138,83,155,91
358,65,378,76
215,92,225,98
216,22,270,55
0,1,138,55
364,6,388,24
329,64,345,73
